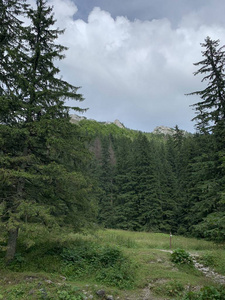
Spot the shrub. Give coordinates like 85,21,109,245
183,286,225,299
60,243,136,288
171,249,193,265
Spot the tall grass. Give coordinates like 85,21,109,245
96,229,222,251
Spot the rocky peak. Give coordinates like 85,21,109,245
153,126,175,136
70,114,125,129
113,119,125,128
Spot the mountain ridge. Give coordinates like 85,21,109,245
70,114,186,136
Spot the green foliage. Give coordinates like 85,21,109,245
153,280,184,297
60,242,136,288
2,231,136,289
79,119,139,140
198,252,216,268
171,249,193,265
57,287,84,300
0,0,97,262
183,286,225,300
194,212,225,242
0,280,85,300
188,37,225,134
196,250,225,276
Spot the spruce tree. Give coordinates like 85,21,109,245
187,37,225,240
97,136,117,227
112,136,134,229
188,37,225,136
0,0,95,262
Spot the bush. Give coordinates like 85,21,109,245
60,242,136,288
183,286,225,299
171,249,193,265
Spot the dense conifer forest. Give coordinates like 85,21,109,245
79,118,225,242
1,0,225,267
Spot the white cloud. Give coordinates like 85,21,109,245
49,0,78,24
29,0,225,132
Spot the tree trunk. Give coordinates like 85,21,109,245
5,227,19,263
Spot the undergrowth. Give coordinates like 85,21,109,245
0,281,88,300
2,238,136,290
60,242,136,288
182,285,225,300
0,229,225,299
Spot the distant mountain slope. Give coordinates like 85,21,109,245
70,114,188,138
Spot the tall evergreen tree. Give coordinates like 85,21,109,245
187,37,225,240
188,37,225,136
112,136,134,229
0,0,95,262
97,136,117,227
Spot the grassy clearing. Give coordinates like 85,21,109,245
0,229,225,299
96,229,221,251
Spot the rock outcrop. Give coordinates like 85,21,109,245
113,119,125,128
152,126,175,136
70,114,86,123
70,114,125,129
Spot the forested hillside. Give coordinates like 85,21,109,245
77,118,225,241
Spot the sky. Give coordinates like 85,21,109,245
33,0,225,132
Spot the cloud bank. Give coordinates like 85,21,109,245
28,0,225,132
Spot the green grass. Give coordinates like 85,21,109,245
97,229,221,251
0,229,225,299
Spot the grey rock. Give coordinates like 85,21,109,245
113,119,125,128
70,114,86,123
153,126,175,136
96,289,106,297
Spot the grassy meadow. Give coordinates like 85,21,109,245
0,228,225,299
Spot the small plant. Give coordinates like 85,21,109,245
198,252,216,268
182,285,225,299
57,290,84,300
171,249,193,265
153,280,184,297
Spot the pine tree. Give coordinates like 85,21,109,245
186,37,225,241
0,0,27,95
0,0,95,262
112,136,134,229
97,136,117,227
188,37,225,136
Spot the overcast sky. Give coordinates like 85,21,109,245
34,0,225,132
